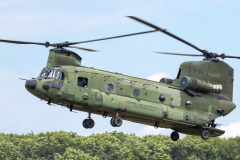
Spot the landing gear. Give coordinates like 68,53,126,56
82,112,95,129
201,130,210,140
83,119,95,129
102,112,107,118
70,104,73,112
171,131,179,141
154,123,159,129
110,117,122,127
47,99,51,105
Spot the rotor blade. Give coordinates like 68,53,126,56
127,16,205,54
0,39,45,45
67,46,97,52
19,78,28,80
68,30,157,45
154,52,204,57
223,55,240,59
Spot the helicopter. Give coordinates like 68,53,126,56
0,16,238,141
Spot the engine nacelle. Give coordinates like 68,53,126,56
160,78,173,84
180,76,222,94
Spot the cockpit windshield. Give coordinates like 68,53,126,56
47,70,56,78
38,70,48,78
56,71,65,80
38,66,64,79
38,70,65,80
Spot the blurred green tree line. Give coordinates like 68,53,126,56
0,131,239,160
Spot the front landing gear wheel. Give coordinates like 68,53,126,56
171,131,179,141
110,117,122,127
201,130,209,140
114,117,122,127
110,117,116,127
82,119,95,129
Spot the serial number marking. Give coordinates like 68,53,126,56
126,101,161,111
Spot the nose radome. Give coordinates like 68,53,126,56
25,79,37,90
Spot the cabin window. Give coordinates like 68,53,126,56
78,77,88,88
185,100,192,108
159,94,165,102
107,83,114,92
133,89,140,97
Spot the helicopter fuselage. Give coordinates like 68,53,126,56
25,59,236,137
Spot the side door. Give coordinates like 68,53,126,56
75,75,90,103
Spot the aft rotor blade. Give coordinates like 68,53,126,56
127,16,205,54
67,46,97,52
222,55,240,59
0,39,45,45
68,30,157,45
155,52,203,57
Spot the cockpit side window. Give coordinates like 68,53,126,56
52,81,63,89
61,72,65,80
78,77,88,88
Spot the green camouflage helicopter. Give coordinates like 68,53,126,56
1,16,238,141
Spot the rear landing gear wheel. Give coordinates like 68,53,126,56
83,119,88,128
201,130,209,140
82,119,95,129
171,131,179,141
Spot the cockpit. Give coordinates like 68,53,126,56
38,66,65,80
37,66,66,91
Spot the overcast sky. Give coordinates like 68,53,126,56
0,0,240,138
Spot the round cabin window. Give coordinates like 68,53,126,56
107,83,114,92
159,94,165,102
185,100,192,108
133,89,140,97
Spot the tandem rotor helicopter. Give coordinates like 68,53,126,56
1,16,238,141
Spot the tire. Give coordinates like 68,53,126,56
86,119,95,129
110,117,116,127
113,117,122,127
201,130,209,140
171,131,179,141
82,119,88,129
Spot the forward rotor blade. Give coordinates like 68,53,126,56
154,52,203,57
68,30,157,45
127,16,205,54
67,46,97,52
0,39,45,45
19,78,28,80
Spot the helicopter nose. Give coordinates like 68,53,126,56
25,79,37,90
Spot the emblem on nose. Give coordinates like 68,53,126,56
25,80,37,90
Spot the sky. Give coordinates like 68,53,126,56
0,0,240,138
